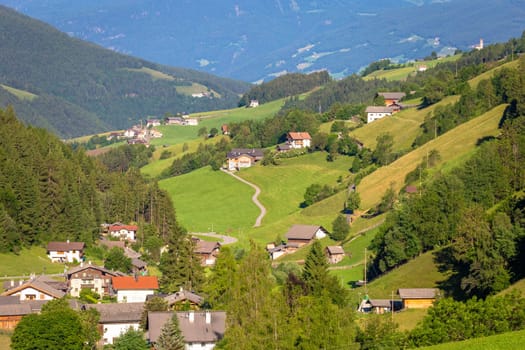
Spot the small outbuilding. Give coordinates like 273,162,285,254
398,288,438,309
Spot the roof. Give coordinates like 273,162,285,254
109,225,138,232
84,302,144,323
160,290,204,306
1,278,66,299
148,311,226,344
66,263,124,278
369,299,393,308
277,143,292,151
226,148,264,159
398,288,438,299
405,185,418,194
365,106,394,113
326,246,345,255
0,295,20,305
287,132,312,140
378,92,406,100
0,303,32,316
285,225,326,240
112,276,159,290
194,240,221,255
46,241,85,251
131,258,147,269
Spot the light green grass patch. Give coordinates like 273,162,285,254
176,83,220,98
350,95,460,151
123,67,175,81
498,278,525,297
420,329,525,350
0,247,65,276
159,166,260,235
1,84,38,101
468,59,519,89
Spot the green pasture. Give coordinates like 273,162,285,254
468,59,519,89
1,84,38,101
0,246,65,277
420,329,525,350
350,95,460,151
159,166,260,237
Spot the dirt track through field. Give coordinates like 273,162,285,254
221,169,266,227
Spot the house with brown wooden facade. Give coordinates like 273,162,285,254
398,288,438,309
66,263,124,298
285,224,328,247
193,240,221,266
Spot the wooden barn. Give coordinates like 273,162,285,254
398,288,438,309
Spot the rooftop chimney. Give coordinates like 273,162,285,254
10,280,14,287
205,311,211,324
189,311,194,323
67,239,70,244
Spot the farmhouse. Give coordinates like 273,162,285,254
377,92,406,106
47,240,85,263
84,302,144,345
1,277,66,301
286,132,312,149
285,225,328,247
325,246,345,264
185,117,199,126
193,240,221,266
148,311,226,350
66,263,123,298
248,99,259,108
166,116,185,125
112,275,158,303
152,289,204,309
398,288,438,309
0,301,32,330
365,106,394,123
108,224,138,241
146,118,161,127
226,148,264,171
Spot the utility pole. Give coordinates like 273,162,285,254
364,248,367,294
391,290,394,322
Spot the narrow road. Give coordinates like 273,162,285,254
221,169,267,227
191,232,238,245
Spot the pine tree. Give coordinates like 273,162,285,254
160,236,204,293
155,313,185,350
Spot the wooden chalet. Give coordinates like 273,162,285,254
193,240,221,266
226,148,264,171
66,263,124,297
285,225,328,247
398,288,438,309
286,132,312,149
46,240,85,263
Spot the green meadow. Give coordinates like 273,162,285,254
0,246,65,277
420,329,525,350
0,84,38,101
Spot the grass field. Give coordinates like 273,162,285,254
0,332,11,349
498,278,525,296
468,59,519,89
1,84,38,101
420,329,525,350
350,95,460,151
363,55,460,81
0,246,65,277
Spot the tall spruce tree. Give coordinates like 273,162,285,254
155,313,185,350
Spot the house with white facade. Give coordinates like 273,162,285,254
148,311,226,350
365,106,394,123
83,302,144,345
66,263,123,298
285,224,328,247
112,276,158,303
286,132,312,149
1,277,65,301
108,224,138,241
226,148,264,171
47,241,85,263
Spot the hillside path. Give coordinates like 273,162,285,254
221,168,266,227
191,232,238,245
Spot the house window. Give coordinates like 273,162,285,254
25,294,36,300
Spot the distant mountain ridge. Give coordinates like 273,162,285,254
0,5,250,138
2,0,525,82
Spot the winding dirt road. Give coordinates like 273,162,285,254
192,231,238,245
221,169,267,227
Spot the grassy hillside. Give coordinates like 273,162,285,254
0,5,250,137
420,329,525,350
468,59,519,89
350,95,460,151
0,247,64,276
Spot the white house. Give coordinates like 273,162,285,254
249,99,259,108
1,277,65,301
148,311,226,350
286,132,312,149
112,276,158,303
46,241,85,263
365,106,394,123
146,119,161,127
66,263,123,298
108,225,138,241
185,118,199,126
84,302,144,345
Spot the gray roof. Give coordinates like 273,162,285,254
398,288,438,299
162,290,204,306
0,303,32,316
326,246,345,255
0,295,20,305
46,241,85,251
194,240,221,255
1,278,66,299
285,225,326,240
99,240,126,250
84,302,144,323
378,92,406,100
369,299,393,308
365,106,394,113
132,258,147,269
148,311,226,344
227,148,264,159
66,263,124,277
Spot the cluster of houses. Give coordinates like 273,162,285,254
0,222,225,347
226,131,312,171
108,124,163,146
365,92,407,123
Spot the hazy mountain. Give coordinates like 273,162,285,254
2,0,525,82
0,5,250,138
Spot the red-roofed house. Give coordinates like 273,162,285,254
47,241,85,263
108,225,138,241
112,276,158,303
287,132,312,149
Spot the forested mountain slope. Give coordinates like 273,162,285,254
0,5,250,138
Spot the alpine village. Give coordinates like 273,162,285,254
1,3,525,350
